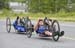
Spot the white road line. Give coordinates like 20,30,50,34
62,36,75,41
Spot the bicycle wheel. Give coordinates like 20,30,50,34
6,17,11,33
52,20,60,41
26,19,32,38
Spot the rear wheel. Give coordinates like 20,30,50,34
27,30,32,38
52,20,60,41
26,19,32,38
6,17,11,33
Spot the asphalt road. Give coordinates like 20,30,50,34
0,20,75,48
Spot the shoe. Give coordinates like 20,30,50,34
59,31,64,36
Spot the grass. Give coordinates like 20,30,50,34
0,9,75,22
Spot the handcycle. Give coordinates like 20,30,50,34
29,17,64,41
6,16,33,38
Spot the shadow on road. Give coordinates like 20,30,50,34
1,31,65,43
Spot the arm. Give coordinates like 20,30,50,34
13,20,17,26
34,21,39,31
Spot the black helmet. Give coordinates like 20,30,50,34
17,16,19,20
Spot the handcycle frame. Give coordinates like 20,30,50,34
6,16,33,38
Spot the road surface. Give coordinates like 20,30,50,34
0,20,75,48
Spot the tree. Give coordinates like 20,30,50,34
0,0,5,9
28,0,68,13
0,0,9,9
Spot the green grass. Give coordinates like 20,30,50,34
0,9,75,22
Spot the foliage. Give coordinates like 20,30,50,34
29,0,68,13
